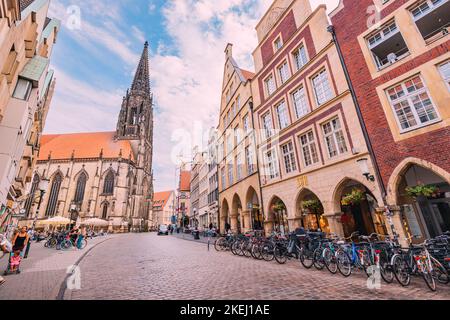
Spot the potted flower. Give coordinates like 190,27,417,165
405,184,439,199
341,189,365,206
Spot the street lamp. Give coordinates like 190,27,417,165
357,158,375,182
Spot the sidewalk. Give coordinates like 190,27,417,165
170,232,218,246
0,236,112,300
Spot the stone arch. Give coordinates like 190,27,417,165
387,157,450,205
220,198,230,233
267,195,289,235
295,187,328,232
73,168,89,182
231,193,243,234
245,186,263,231
331,176,382,213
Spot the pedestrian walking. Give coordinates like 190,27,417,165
11,226,29,257
24,226,34,258
77,226,87,249
0,232,12,286
209,223,213,230
225,222,231,234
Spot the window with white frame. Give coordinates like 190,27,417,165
223,116,227,129
366,20,409,70
228,162,234,186
292,86,310,119
226,89,231,104
243,114,250,134
236,153,243,181
236,95,241,110
386,75,440,131
235,126,242,144
439,60,450,91
262,112,274,139
231,103,236,117
246,145,255,175
276,101,290,129
13,78,32,101
278,62,290,84
410,0,449,43
299,131,320,167
274,37,283,51
265,75,276,96
293,45,308,71
265,150,279,179
226,133,233,154
322,118,348,158
227,111,231,127
221,167,226,190
312,70,333,106
218,140,224,161
281,142,297,174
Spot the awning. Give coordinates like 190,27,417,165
19,55,49,87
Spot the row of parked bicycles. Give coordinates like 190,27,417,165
214,229,450,292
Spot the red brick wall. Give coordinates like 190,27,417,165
261,10,298,67
331,0,450,188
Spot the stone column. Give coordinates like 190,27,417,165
288,217,302,232
388,205,408,247
241,210,251,232
323,212,344,237
264,219,274,235
230,214,238,234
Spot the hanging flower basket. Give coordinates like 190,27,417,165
405,184,439,198
341,189,366,206
302,199,321,213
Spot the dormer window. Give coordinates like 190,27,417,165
367,20,410,70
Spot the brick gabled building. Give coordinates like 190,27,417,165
250,0,388,238
330,0,450,242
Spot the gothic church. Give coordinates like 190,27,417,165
21,43,154,232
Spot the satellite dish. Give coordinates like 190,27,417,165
387,53,397,64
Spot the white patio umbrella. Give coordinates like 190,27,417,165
83,218,109,227
38,216,71,226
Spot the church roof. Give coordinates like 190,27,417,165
179,171,191,192
38,132,135,161
153,191,173,210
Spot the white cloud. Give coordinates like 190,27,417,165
46,0,342,191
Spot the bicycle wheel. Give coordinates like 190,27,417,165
231,240,240,256
61,240,72,251
214,238,226,252
261,242,275,262
48,238,57,249
78,239,87,250
431,257,449,285
299,244,314,269
422,264,436,292
379,251,394,284
313,248,325,270
392,254,411,287
323,248,338,274
274,246,288,264
336,249,352,277
251,244,262,260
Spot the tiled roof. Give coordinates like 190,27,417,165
19,0,35,12
153,191,173,210
240,69,255,81
38,132,135,161
179,171,191,192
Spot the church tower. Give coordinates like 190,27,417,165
116,42,154,230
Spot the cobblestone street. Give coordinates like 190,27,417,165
64,234,450,300
1,233,449,300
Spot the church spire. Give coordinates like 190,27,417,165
131,41,150,95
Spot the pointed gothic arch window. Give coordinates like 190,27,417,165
103,171,115,195
25,174,40,217
46,173,62,217
102,202,109,220
74,172,87,204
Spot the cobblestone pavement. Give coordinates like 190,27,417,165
65,233,450,300
0,236,112,300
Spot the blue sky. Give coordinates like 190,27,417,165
45,0,339,192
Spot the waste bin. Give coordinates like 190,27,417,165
193,231,200,240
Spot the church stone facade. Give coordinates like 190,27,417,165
20,43,154,232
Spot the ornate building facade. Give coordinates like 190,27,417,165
0,0,59,229
20,42,154,232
